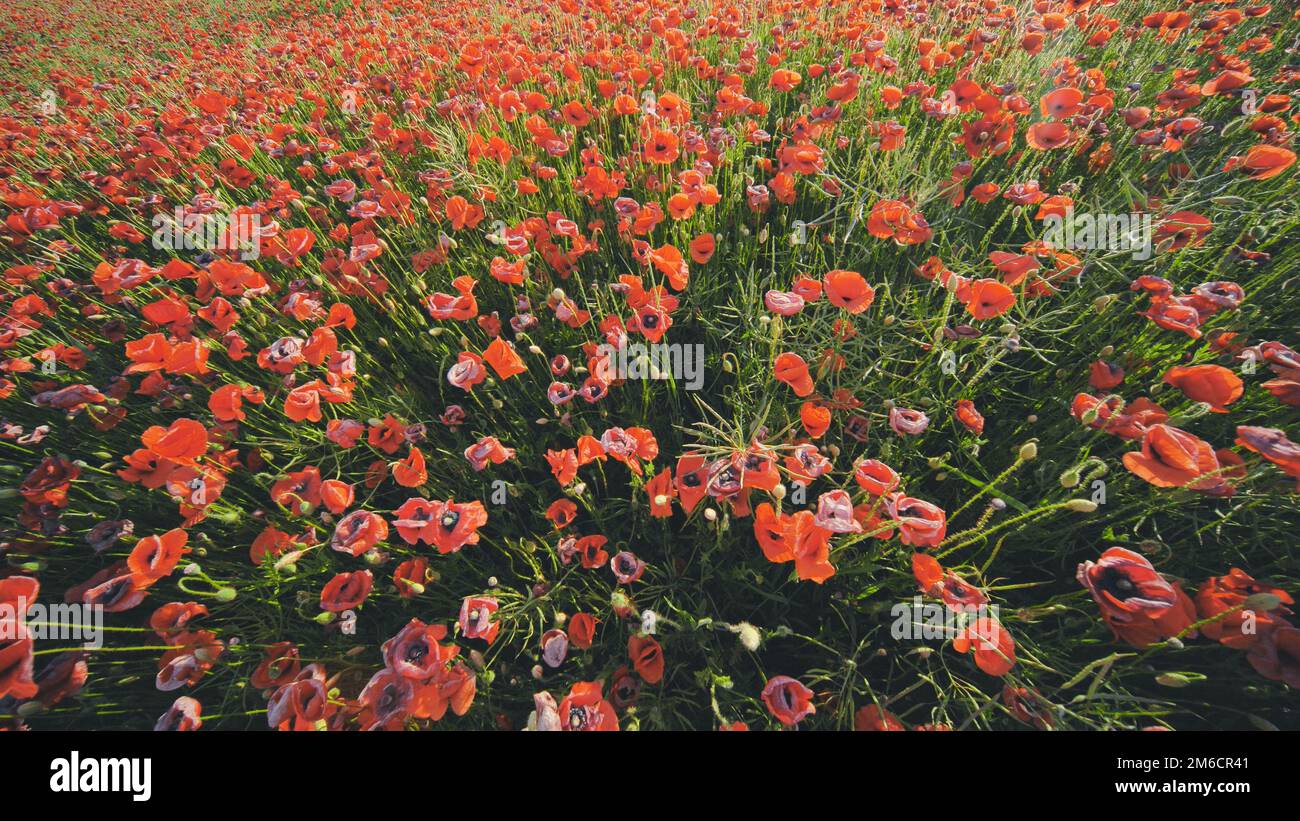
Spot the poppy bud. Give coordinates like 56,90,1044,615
17,701,45,718
927,456,943,469
1060,468,1081,488
1244,592,1281,611
1018,442,1038,461
214,587,238,602
703,508,718,521
1155,673,1191,688
772,483,787,500
314,611,336,624
735,622,761,651
1066,499,1098,512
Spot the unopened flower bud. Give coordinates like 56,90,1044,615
1244,593,1281,611
735,622,761,651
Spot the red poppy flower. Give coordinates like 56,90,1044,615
884,493,947,548
773,352,814,397
141,418,208,461
855,705,906,731
674,453,709,513
569,613,597,649
557,681,619,731
1089,360,1125,391
320,479,354,514
1235,426,1300,484
954,399,984,435
628,634,664,684
962,278,1015,319
761,675,815,726
392,447,428,488
1122,424,1226,492
952,617,1016,676
250,642,302,690
646,467,674,517
824,269,875,314
330,510,388,557
854,459,901,496
1195,568,1294,649
1163,364,1243,412
800,401,831,438
1247,626,1300,688
127,528,189,585
1078,547,1191,647
319,570,372,612
0,576,39,700
483,337,527,379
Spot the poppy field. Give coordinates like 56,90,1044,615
1,0,1299,733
